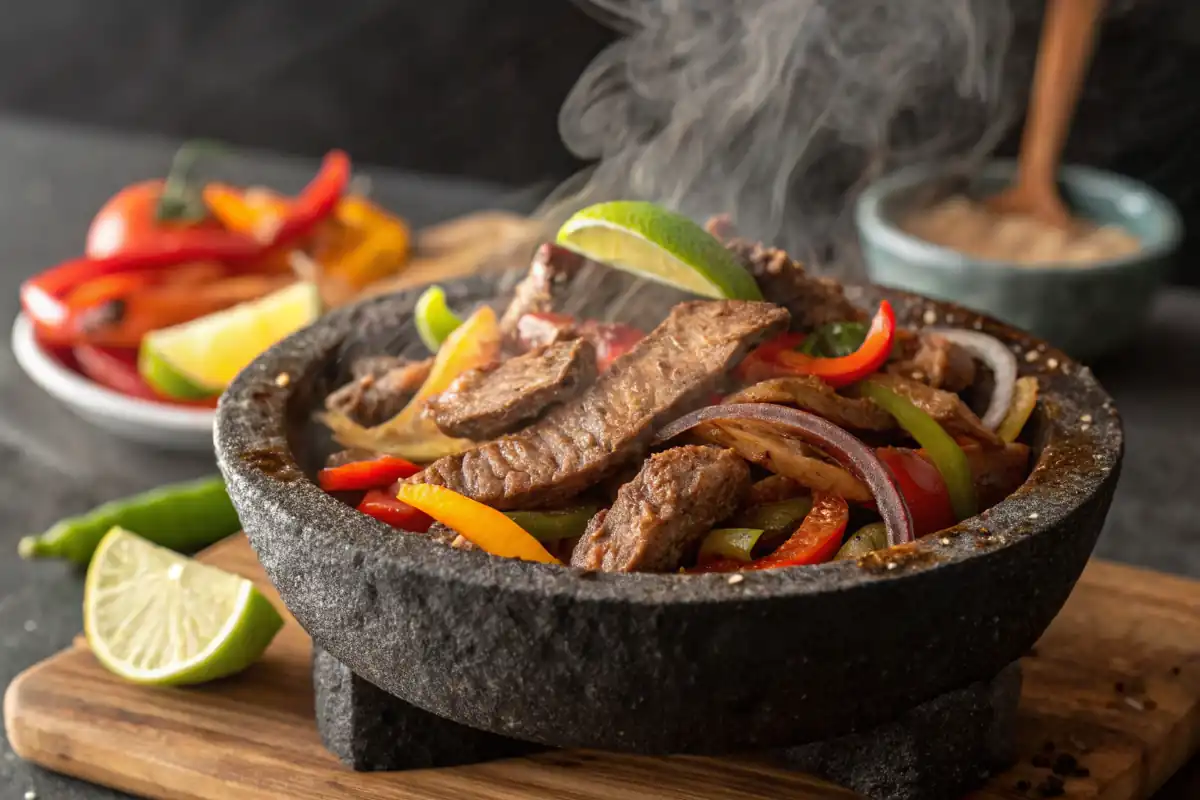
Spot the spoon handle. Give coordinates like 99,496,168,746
1015,0,1105,196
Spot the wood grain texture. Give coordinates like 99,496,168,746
6,535,1200,800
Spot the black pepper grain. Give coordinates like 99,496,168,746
1051,753,1078,776
1114,681,1125,693
1171,666,1182,676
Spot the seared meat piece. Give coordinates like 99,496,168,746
964,442,1030,508
866,373,1000,445
722,238,865,331
889,331,977,392
325,356,433,426
728,376,894,431
570,446,750,572
498,243,587,339
415,300,790,509
425,339,598,440
745,474,805,506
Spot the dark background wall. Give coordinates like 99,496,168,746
0,0,1195,283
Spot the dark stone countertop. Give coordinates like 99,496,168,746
0,115,1197,798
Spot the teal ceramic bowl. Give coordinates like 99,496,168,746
856,161,1181,361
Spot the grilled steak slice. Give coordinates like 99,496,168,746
866,373,1000,445
888,331,977,392
415,300,790,509
728,376,895,431
515,311,579,351
571,446,749,572
325,356,433,426
499,243,587,339
425,338,597,440
721,237,865,331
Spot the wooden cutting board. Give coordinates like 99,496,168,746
5,535,1200,800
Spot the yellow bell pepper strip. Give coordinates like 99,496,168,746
860,380,977,521
320,306,500,461
396,484,560,564
997,377,1039,443
698,528,764,564
504,507,598,542
323,196,411,288
414,285,464,353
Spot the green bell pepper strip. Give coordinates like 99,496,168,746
732,497,813,537
414,285,465,353
18,476,241,564
800,321,870,358
835,522,889,560
698,528,765,563
504,506,598,542
859,381,977,521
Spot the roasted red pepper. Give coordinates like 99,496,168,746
696,492,849,572
876,447,956,537
739,303,895,388
580,321,645,372
356,489,434,532
318,456,422,492
21,150,351,346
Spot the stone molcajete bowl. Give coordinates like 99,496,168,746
215,274,1122,755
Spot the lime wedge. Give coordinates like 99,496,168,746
556,201,762,300
84,527,283,685
140,281,321,399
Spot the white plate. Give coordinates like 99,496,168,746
11,314,215,452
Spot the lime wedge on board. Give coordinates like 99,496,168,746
84,527,283,686
140,281,321,399
556,201,762,300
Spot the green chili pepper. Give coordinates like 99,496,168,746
860,381,977,521
733,497,814,536
835,522,889,560
698,528,764,563
505,506,598,542
414,285,465,353
18,476,241,564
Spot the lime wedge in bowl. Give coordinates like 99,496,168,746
84,527,283,685
556,201,762,300
140,281,322,399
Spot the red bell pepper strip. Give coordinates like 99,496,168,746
695,492,849,572
876,447,956,537
579,321,645,373
734,332,805,382
356,488,434,532
771,302,896,388
318,456,422,492
21,150,351,342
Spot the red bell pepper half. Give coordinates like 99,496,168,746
318,456,422,493
695,491,849,572
356,488,434,533
738,302,895,389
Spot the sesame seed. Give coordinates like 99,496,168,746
25,791,37,800
23,620,36,632
1025,350,1040,363
886,562,898,570
1080,414,1092,423
923,309,937,325
1124,696,1145,711
1046,357,1059,369
1081,424,1090,432
726,574,744,585
274,373,291,388
939,537,952,546
1029,512,1040,520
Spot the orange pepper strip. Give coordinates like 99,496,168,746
395,484,560,565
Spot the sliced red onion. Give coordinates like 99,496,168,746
929,329,1017,431
655,403,915,546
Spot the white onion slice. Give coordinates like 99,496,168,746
928,329,1017,431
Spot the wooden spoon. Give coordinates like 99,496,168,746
987,0,1105,229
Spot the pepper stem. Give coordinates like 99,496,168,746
156,140,226,224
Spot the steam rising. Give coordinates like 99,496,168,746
545,0,1029,274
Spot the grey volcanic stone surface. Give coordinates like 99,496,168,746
780,662,1022,800
313,646,537,771
216,275,1122,754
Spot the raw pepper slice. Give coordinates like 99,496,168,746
357,489,433,532
861,380,977,521
875,447,956,537
835,522,889,560
698,528,764,564
695,492,848,572
396,484,559,564
318,456,422,492
504,507,598,542
414,286,464,353
772,301,896,388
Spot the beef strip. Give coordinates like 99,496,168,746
498,243,587,340
866,373,1001,445
414,300,790,509
325,356,434,426
425,338,598,440
515,311,579,351
888,331,977,392
727,376,895,431
721,237,865,332
570,446,750,572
